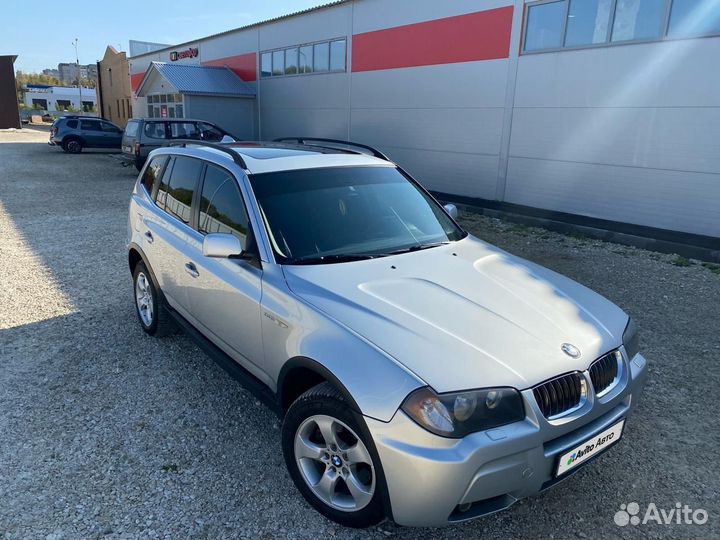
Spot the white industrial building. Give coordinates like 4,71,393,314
128,0,720,254
24,85,97,113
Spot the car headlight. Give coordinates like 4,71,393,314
401,386,525,438
623,317,640,359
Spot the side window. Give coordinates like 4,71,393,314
169,122,200,139
163,157,203,224
101,122,120,133
144,122,167,139
81,120,101,131
141,156,167,195
198,122,224,142
199,165,250,247
66,119,78,129
155,157,173,210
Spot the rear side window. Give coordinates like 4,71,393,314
144,122,167,139
124,121,139,137
141,156,167,195
198,165,249,245
159,157,203,224
65,120,78,129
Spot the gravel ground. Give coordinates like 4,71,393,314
1,128,718,540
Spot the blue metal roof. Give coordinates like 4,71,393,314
145,62,256,97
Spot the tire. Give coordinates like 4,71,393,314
132,261,176,337
282,382,387,528
62,138,83,154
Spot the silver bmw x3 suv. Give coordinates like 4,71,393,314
126,138,647,528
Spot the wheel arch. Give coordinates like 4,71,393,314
128,243,167,304
277,356,361,414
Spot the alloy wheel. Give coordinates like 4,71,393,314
294,414,375,512
135,272,154,326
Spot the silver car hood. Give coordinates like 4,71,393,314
282,236,628,392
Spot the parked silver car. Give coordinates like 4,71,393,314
126,138,647,528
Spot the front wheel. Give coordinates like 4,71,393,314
282,382,386,528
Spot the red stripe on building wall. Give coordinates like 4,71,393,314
352,7,514,73
131,72,145,93
203,52,257,82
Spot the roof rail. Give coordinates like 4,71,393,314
165,139,247,169
274,137,389,161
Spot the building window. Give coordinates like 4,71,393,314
272,50,285,75
260,38,346,78
299,45,313,73
261,52,272,77
565,0,613,46
524,0,720,52
667,0,720,37
285,47,298,75
611,0,665,42
147,104,154,118
313,42,329,71
329,39,346,71
524,1,566,51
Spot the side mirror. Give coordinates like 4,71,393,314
202,233,243,258
220,134,235,143
443,203,459,219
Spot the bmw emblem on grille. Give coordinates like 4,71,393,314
561,343,581,358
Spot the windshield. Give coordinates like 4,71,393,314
249,166,465,264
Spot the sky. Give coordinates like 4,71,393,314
2,1,330,73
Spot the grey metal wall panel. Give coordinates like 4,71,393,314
351,107,504,155
259,4,352,50
388,147,500,199
185,95,256,140
515,39,720,108
510,107,720,175
352,0,513,33
261,108,349,140
351,60,509,109
261,73,350,110
202,30,258,60
505,157,720,237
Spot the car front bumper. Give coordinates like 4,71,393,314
366,350,648,527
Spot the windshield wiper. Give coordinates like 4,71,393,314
380,242,450,256
290,254,377,265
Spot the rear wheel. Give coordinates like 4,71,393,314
62,138,82,154
132,261,176,337
282,382,386,528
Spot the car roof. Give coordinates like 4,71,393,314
156,141,394,175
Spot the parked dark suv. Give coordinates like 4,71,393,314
121,118,235,170
49,116,124,153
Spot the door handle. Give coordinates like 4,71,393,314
184,262,199,278
144,231,154,244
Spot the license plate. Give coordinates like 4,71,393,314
123,146,132,153
556,419,625,476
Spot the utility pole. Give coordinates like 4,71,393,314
72,38,83,114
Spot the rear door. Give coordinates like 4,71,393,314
184,162,265,369
122,120,140,158
140,121,169,161
79,119,103,146
144,155,204,316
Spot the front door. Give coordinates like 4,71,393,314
183,163,264,370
